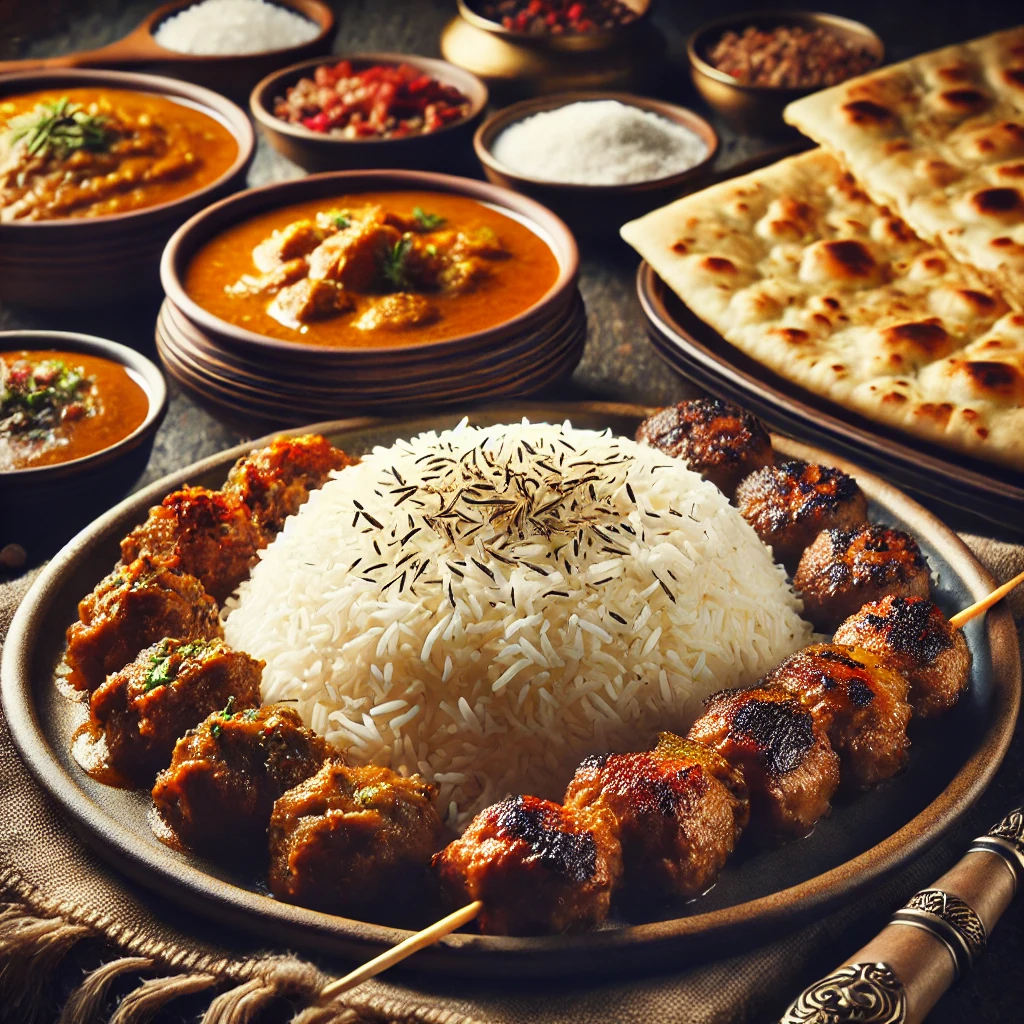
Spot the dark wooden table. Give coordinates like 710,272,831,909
3,2,1022,1021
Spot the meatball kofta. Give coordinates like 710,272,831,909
120,486,268,604
734,461,868,572
833,596,971,717
152,704,330,856
635,399,775,499
763,644,912,790
688,687,840,841
223,434,357,536
64,556,223,692
563,736,747,899
434,795,622,935
90,638,263,784
793,524,930,631
269,761,442,917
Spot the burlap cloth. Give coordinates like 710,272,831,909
1,535,1022,1024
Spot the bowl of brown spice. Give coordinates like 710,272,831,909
687,11,884,135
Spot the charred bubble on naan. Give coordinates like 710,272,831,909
620,149,1023,470
785,28,1024,309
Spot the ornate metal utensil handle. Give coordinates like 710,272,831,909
779,805,1024,1024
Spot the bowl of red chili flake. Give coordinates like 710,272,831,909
459,0,649,52
251,52,488,172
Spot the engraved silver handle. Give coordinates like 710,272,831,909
779,806,1024,1024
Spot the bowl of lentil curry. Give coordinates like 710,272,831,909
0,69,254,308
686,11,883,136
0,330,167,556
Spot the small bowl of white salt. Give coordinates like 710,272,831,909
143,0,335,100
475,92,717,235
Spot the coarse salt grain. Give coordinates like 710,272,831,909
492,99,708,186
154,0,319,56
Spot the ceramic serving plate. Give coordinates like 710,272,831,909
637,264,1024,538
2,401,1019,978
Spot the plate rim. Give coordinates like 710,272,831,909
2,399,1019,976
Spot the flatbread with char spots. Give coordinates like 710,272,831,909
620,148,1024,471
784,27,1024,308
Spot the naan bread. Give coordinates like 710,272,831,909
620,148,1024,472
784,27,1024,308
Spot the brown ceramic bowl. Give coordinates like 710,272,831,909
456,0,651,53
0,0,337,104
474,91,717,235
0,330,167,558
0,69,255,309
687,11,884,136
157,169,582,420
250,53,488,173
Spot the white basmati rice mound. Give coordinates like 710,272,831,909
224,420,811,829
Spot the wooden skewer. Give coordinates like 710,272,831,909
949,568,1024,629
318,572,1024,1002
320,900,483,1001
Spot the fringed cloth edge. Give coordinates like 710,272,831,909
0,870,490,1024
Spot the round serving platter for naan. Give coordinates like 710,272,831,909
2,401,1019,978
637,263,1024,538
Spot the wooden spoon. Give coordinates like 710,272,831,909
0,0,335,98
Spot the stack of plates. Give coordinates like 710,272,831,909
156,292,586,425
156,169,586,425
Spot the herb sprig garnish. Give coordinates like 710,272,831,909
412,207,445,231
0,357,95,442
6,98,117,158
144,639,214,692
381,237,413,289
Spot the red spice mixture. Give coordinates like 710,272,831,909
473,0,639,36
273,61,471,139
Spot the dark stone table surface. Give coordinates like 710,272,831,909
2,2,1023,1022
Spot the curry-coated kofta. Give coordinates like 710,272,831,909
119,485,268,604
687,687,840,841
762,644,912,790
269,761,443,916
734,460,868,572
793,524,930,631
223,434,357,536
90,638,263,785
64,556,223,692
635,398,775,499
434,794,622,935
833,596,971,717
152,704,330,856
563,735,748,900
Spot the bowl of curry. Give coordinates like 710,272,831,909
158,170,583,420
0,69,254,308
0,331,167,557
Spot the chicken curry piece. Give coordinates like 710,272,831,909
185,191,561,348
0,88,238,221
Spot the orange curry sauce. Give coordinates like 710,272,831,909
0,350,149,471
184,191,561,349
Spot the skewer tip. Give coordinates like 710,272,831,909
320,899,484,1002
949,568,1024,629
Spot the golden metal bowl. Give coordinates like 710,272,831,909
686,10,884,136
456,0,651,53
